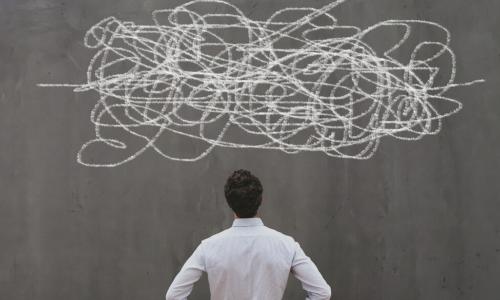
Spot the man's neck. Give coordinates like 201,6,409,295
234,214,259,219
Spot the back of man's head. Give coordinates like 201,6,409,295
224,169,263,218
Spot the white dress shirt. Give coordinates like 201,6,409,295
165,217,331,300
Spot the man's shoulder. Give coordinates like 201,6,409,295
263,226,296,243
200,227,231,244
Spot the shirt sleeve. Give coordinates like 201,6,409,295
165,242,206,300
291,241,332,300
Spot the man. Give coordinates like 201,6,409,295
165,169,332,300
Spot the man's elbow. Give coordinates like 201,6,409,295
165,292,173,300
318,284,332,300
165,289,178,300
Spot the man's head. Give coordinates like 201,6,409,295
224,169,263,218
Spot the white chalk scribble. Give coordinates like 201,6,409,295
39,0,484,167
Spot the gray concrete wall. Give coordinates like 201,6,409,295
1,0,499,299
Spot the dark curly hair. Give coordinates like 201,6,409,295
224,169,263,218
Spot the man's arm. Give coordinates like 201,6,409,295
291,241,332,300
165,242,206,300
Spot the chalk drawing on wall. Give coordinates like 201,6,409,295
39,0,484,167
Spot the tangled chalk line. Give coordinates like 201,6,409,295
39,0,484,167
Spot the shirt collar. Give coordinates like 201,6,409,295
232,217,264,227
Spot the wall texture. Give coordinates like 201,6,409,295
1,0,499,299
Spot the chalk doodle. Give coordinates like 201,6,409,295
39,0,484,167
